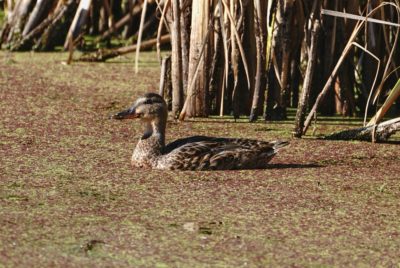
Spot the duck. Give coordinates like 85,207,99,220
111,93,288,170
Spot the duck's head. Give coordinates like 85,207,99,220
111,93,168,123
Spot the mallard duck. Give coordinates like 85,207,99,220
111,93,288,170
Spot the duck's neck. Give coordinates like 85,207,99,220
141,118,166,148
132,116,167,168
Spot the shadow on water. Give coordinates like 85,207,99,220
381,140,400,145
267,163,323,169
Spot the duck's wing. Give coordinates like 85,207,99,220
160,137,288,170
163,136,214,154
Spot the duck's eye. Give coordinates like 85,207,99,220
144,99,153,105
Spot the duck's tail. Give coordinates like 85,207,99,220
272,140,289,151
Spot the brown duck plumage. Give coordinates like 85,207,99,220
112,93,288,170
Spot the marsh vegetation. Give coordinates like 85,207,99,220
1,52,399,266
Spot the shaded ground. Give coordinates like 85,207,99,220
1,51,399,267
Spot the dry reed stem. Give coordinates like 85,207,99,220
303,2,400,135
178,20,213,121
218,0,229,87
368,79,400,126
348,42,381,127
135,0,149,74
156,0,171,63
221,0,250,89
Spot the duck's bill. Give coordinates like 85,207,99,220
110,107,140,120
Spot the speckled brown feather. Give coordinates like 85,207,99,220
157,137,288,170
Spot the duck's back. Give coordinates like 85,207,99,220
157,136,288,170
